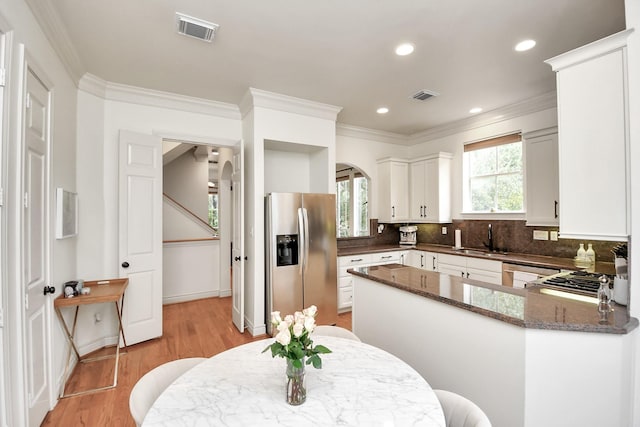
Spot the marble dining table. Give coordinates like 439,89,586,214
142,335,446,426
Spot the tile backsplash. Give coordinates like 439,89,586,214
338,219,621,263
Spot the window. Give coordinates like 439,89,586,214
208,193,218,229
336,165,369,238
464,133,523,213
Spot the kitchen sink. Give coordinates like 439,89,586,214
455,249,506,257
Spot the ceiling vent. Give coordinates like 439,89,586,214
176,13,218,42
410,89,439,101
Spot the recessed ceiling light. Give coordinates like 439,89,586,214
377,107,389,114
515,39,536,52
469,107,482,114
395,43,414,56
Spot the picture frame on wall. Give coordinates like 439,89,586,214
56,187,78,239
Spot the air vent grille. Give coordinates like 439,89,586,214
176,13,218,42
411,89,439,101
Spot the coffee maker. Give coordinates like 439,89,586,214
399,225,417,245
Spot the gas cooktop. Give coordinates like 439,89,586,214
531,270,612,295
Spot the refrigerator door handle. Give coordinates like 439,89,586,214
298,207,306,274
301,207,310,274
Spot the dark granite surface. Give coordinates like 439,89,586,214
337,243,616,275
349,264,638,334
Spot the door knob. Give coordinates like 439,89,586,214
43,286,56,295
122,261,130,268
234,256,241,261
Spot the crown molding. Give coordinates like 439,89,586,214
408,91,558,144
336,123,410,145
242,87,342,121
78,73,241,119
545,28,634,71
24,0,86,84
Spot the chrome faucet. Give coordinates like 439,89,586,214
484,223,494,252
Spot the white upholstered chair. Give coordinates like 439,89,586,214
129,357,207,426
434,389,492,427
313,325,361,342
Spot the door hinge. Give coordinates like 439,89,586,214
0,68,5,87
0,187,3,207
25,293,29,310
24,192,28,208
26,93,31,109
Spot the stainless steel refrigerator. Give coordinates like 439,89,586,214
265,192,337,335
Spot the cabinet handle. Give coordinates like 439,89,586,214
350,258,363,262
466,272,470,278
554,200,558,218
461,272,464,277
381,255,392,259
423,205,427,217
420,254,424,268
432,257,436,271
420,205,423,217
392,206,395,218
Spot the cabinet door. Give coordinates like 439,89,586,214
548,36,629,241
422,158,440,222
525,131,559,226
438,263,466,278
410,161,426,219
377,159,409,222
405,250,423,268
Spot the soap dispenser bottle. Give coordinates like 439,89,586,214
577,243,586,260
586,244,596,264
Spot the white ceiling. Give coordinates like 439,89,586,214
33,0,625,137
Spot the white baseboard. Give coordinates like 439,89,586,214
245,316,267,337
219,289,232,298
163,290,219,305
78,335,118,356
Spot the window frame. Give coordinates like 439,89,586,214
336,166,370,238
462,133,525,218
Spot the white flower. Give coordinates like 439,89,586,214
303,305,317,318
304,316,316,333
294,311,305,325
277,321,289,333
284,314,294,325
271,311,282,325
275,328,291,346
292,322,304,337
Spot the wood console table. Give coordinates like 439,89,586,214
54,278,128,398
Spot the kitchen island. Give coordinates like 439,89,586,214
349,264,638,427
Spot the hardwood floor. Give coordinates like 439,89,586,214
42,297,352,426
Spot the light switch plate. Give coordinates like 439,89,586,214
550,231,558,241
533,230,549,240
441,226,447,235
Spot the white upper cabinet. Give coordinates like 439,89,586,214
409,153,452,223
524,128,559,226
377,158,409,223
545,29,632,241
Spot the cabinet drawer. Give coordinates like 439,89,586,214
370,251,400,264
466,257,502,272
438,254,466,267
339,275,353,288
338,286,353,309
339,254,372,267
467,268,502,285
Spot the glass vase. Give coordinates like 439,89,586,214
286,358,306,405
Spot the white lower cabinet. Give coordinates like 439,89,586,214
337,250,406,312
437,254,503,285
406,250,438,271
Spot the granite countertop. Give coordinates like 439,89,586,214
338,243,616,275
349,264,638,334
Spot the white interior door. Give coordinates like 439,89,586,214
23,65,51,427
231,140,244,332
118,130,162,345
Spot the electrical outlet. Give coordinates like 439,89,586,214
533,230,549,241
550,231,558,241
441,227,447,235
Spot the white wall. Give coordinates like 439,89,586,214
0,1,78,425
264,149,311,194
335,132,410,220
163,150,208,222
242,91,339,336
408,108,558,219
75,78,241,356
624,0,640,424
162,199,214,241
163,240,220,304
